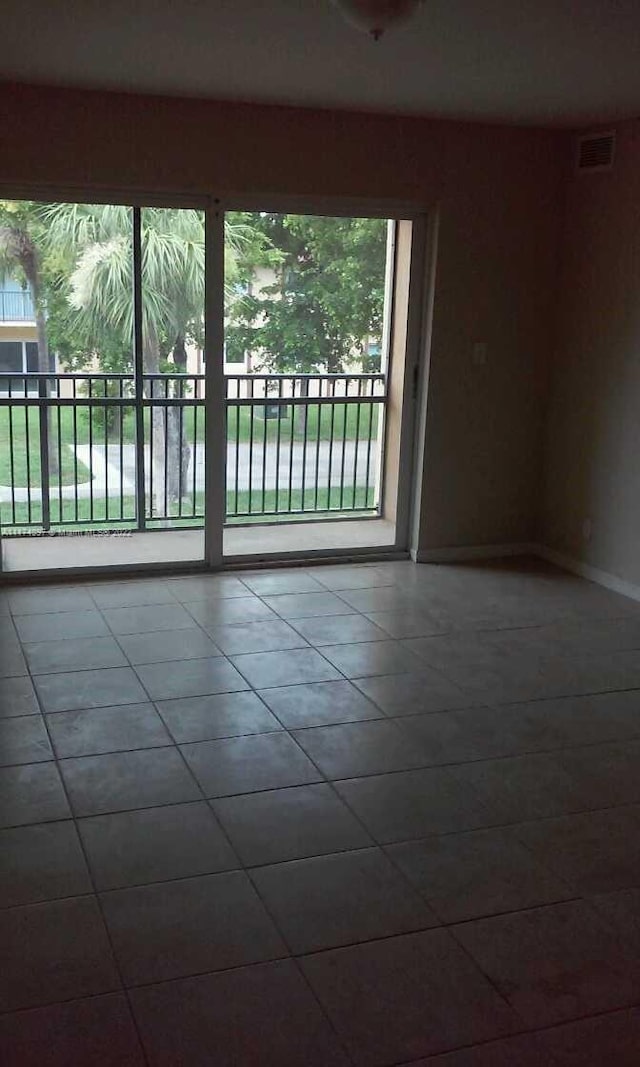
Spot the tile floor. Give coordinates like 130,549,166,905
2,558,640,1064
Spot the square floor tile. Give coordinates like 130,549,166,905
213,783,371,866
185,596,277,627
429,650,640,706
168,574,250,602
290,614,390,647
558,740,640,806
88,580,177,609
181,732,321,797
453,753,593,822
79,802,238,889
496,690,640,749
0,821,91,907
452,900,640,1027
263,591,355,619
0,762,70,828
103,603,197,636
47,703,172,758
354,671,475,715
157,690,280,743
393,709,487,766
364,610,449,639
60,748,200,816
8,587,94,615
312,565,397,591
0,715,52,765
135,656,248,700
535,1006,640,1067
515,806,640,893
320,640,422,678
300,929,517,1065
590,888,640,955
335,585,427,613
24,635,128,675
258,679,383,728
0,993,145,1067
0,640,28,679
386,828,572,923
0,675,40,717
252,847,438,953
402,632,521,676
117,628,221,665
335,768,496,843
15,610,110,644
293,719,429,778
231,647,340,688
209,619,308,655
1,612,21,634
241,571,326,596
0,896,119,1011
400,702,591,765
414,1032,551,1065
101,870,287,985
130,959,348,1066
35,667,148,713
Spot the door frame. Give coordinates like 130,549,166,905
218,195,433,560
0,184,435,578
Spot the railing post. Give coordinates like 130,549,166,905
38,375,50,532
132,207,146,530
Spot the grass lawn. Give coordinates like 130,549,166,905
0,485,376,533
1,400,380,475
1,397,379,529
0,408,91,488
117,400,381,446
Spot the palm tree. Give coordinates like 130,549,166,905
0,200,59,477
40,203,254,515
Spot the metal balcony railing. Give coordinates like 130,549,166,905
0,371,386,533
0,289,35,321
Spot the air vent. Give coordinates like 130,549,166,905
576,131,615,173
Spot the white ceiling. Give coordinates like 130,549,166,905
1,0,639,128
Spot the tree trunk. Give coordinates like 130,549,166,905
142,329,167,519
27,267,60,481
167,334,192,505
294,376,309,437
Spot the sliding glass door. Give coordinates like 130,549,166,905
0,196,423,574
0,198,210,572
220,209,421,562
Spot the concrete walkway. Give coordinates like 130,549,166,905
0,439,380,502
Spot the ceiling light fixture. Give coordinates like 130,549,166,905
331,0,423,41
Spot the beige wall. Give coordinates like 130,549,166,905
0,325,37,342
1,83,563,551
543,119,640,584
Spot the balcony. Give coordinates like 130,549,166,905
0,370,392,568
0,288,35,322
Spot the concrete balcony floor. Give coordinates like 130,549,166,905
1,518,397,575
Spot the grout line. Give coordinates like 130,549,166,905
5,785,640,838
239,860,359,1065
5,973,640,1067
31,695,152,1067
4,565,640,1059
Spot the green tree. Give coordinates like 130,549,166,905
225,213,388,375
0,200,60,476
40,204,263,512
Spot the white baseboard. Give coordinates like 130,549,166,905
412,540,640,604
413,542,537,564
536,544,640,604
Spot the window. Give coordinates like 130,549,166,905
25,342,38,372
0,341,23,375
0,340,40,393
